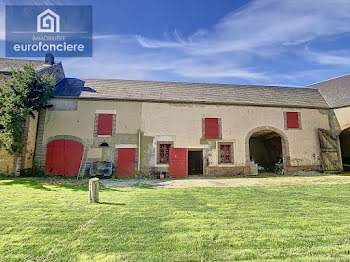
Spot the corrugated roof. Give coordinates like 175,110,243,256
54,78,329,108
0,58,51,73
307,73,350,108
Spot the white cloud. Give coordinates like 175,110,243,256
0,5,5,41
3,0,350,85
137,0,350,56
306,48,350,66
70,0,350,84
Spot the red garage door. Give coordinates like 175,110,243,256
117,148,136,177
45,140,83,177
169,148,188,178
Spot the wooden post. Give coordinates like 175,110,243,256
88,178,99,203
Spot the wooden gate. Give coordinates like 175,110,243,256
318,129,342,173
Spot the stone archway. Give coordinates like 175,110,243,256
43,135,87,176
245,126,290,172
338,125,350,171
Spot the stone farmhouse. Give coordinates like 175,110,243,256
1,55,350,177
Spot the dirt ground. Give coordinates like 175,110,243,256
100,172,350,188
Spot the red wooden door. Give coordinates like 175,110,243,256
117,148,136,177
45,140,83,177
169,148,188,178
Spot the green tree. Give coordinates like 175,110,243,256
0,65,55,154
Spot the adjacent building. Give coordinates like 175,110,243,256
0,56,64,175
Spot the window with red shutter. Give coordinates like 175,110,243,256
286,112,300,129
205,118,219,139
97,114,114,135
218,143,233,164
159,144,171,163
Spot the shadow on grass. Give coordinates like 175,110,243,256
55,184,88,191
98,202,126,206
54,184,124,192
0,179,52,191
134,182,154,189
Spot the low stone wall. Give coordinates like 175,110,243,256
285,165,322,174
142,166,169,176
204,166,250,177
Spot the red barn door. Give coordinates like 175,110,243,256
169,148,188,178
117,148,136,177
45,140,83,177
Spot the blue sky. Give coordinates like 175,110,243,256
1,0,350,86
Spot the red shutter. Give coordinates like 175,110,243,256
286,112,299,128
205,118,219,139
97,114,113,135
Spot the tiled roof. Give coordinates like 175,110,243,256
0,58,52,73
54,78,329,108
307,74,350,108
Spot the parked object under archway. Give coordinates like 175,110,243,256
340,128,350,171
249,130,283,173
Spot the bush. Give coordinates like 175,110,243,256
20,167,45,177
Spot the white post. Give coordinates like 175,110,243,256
88,178,99,203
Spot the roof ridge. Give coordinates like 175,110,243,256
80,78,318,90
306,73,350,87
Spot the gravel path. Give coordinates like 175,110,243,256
100,173,350,188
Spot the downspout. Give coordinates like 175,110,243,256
137,129,141,171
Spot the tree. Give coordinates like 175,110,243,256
0,65,55,154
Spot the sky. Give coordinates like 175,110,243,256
1,0,350,86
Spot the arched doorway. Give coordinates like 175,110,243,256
246,127,288,173
339,127,350,171
45,140,83,177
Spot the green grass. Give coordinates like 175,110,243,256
1,178,350,261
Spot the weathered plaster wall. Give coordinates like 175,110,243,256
0,148,15,175
37,99,142,174
334,107,350,130
141,102,330,173
37,99,331,176
43,100,141,142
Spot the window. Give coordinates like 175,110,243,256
204,118,220,139
159,144,171,163
97,114,114,136
285,112,300,129
218,143,233,164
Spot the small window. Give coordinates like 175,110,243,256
97,114,114,135
285,112,300,129
99,142,109,147
159,144,171,163
219,143,232,164
204,118,220,139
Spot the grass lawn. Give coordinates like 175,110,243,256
1,178,350,261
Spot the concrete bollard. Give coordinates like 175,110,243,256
88,178,99,203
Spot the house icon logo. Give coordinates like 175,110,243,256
37,9,60,33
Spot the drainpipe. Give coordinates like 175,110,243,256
137,129,141,171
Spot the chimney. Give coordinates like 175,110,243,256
45,53,55,65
